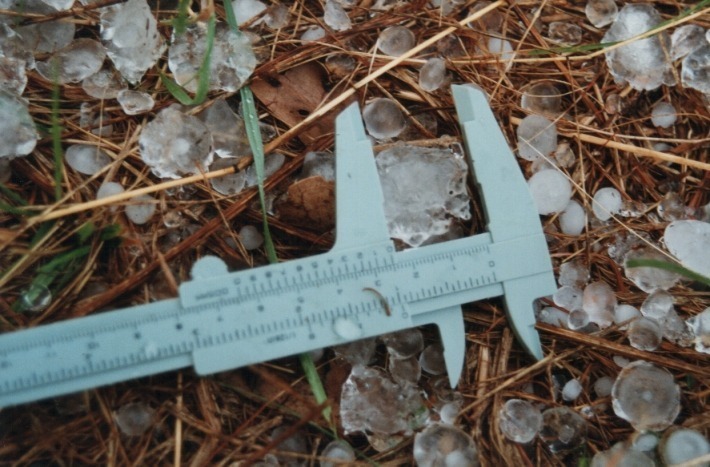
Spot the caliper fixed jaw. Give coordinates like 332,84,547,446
452,84,556,361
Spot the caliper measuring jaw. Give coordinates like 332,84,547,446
0,85,555,408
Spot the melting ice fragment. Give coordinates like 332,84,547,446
232,0,266,26
664,220,710,278
376,145,470,247
114,402,155,436
547,22,582,47
0,56,26,95
582,281,616,328
380,328,424,360
521,81,563,117
681,44,710,94
516,115,557,161
125,194,156,225
36,38,106,84
650,102,677,128
602,4,675,91
670,25,706,60
419,57,447,92
660,428,710,466
101,0,165,84
139,106,213,179
320,439,355,467
624,247,680,292
627,317,662,351
238,225,263,250
0,91,38,158
340,365,428,435
498,399,542,443
198,99,250,158
527,169,571,215
686,307,710,354
585,0,617,28
65,144,111,175
413,424,480,467
82,68,127,99
612,361,680,431
324,0,351,31
362,98,406,140
168,22,256,93
539,407,587,453
592,187,622,221
117,90,154,115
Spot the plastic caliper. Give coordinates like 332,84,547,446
0,85,555,408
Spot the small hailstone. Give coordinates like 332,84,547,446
681,44,710,94
324,0,351,31
548,22,583,47
661,428,710,466
650,102,677,128
539,407,587,453
670,25,706,60
686,307,710,354
624,247,681,293
97,181,124,206
114,402,155,436
517,115,557,161
333,338,376,366
21,283,52,312
0,56,27,95
380,329,424,360
302,151,334,181
264,4,289,29
567,310,590,331
209,157,247,196
527,169,572,215
388,355,421,384
301,26,326,42
320,439,355,467
664,220,710,278
378,26,415,56
614,304,641,329
585,0,618,28
631,431,659,452
498,399,542,443
239,225,264,250
582,281,616,328
362,98,406,139
559,200,586,235
82,68,127,99
593,376,614,397
562,379,583,401
65,144,112,175
0,91,38,158
125,194,156,225
487,37,514,66
419,57,447,92
536,306,568,328
521,81,563,117
198,99,250,159
558,260,589,288
593,443,655,466
419,343,446,375
640,290,674,322
611,360,680,432
592,187,622,221
627,317,663,351
553,285,583,311
324,54,356,77
232,0,267,26
117,90,154,115
413,424,479,467
36,38,106,84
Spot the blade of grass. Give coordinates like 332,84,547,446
50,62,63,202
160,14,215,105
626,258,710,287
172,0,191,37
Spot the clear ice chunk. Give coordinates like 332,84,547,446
198,99,250,159
208,157,246,196
670,25,706,60
686,307,710,354
324,0,351,31
602,4,675,91
627,317,662,351
559,200,586,235
419,57,447,92
498,399,542,443
0,91,38,158
614,304,641,329
362,98,406,140
413,424,479,467
539,407,587,453
12,0,75,55
593,375,614,397
101,0,165,84
582,281,616,328
611,360,680,431
521,81,562,117
548,22,583,46
650,101,677,128
378,26,415,56
238,225,263,250
0,56,27,95
640,290,674,322
380,328,423,360
302,151,334,181
487,37,514,66
527,169,572,215
232,0,267,26
553,285,583,312
139,106,213,179
562,379,583,401
168,22,256,93
117,90,154,115
333,338,376,366
624,247,680,292
36,38,106,84
125,194,156,225
82,68,127,99
65,144,111,175
114,402,155,436
536,306,568,328
300,26,326,42
592,187,622,221
585,0,618,28
97,181,124,212
664,220,710,278
660,428,710,466
558,259,589,288
681,44,710,94
419,343,446,375
264,4,289,29
340,365,428,435
388,354,421,384
567,310,590,330
376,145,470,247
516,115,557,161
21,283,52,312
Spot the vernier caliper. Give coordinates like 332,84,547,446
0,85,555,408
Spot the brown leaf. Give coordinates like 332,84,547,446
276,176,335,231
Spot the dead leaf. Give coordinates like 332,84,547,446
276,176,335,231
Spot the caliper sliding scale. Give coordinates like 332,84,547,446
0,85,555,408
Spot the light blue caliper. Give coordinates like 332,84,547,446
0,85,555,408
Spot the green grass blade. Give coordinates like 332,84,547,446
626,258,710,286
299,353,332,425
223,0,239,32
50,64,63,202
172,0,191,37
